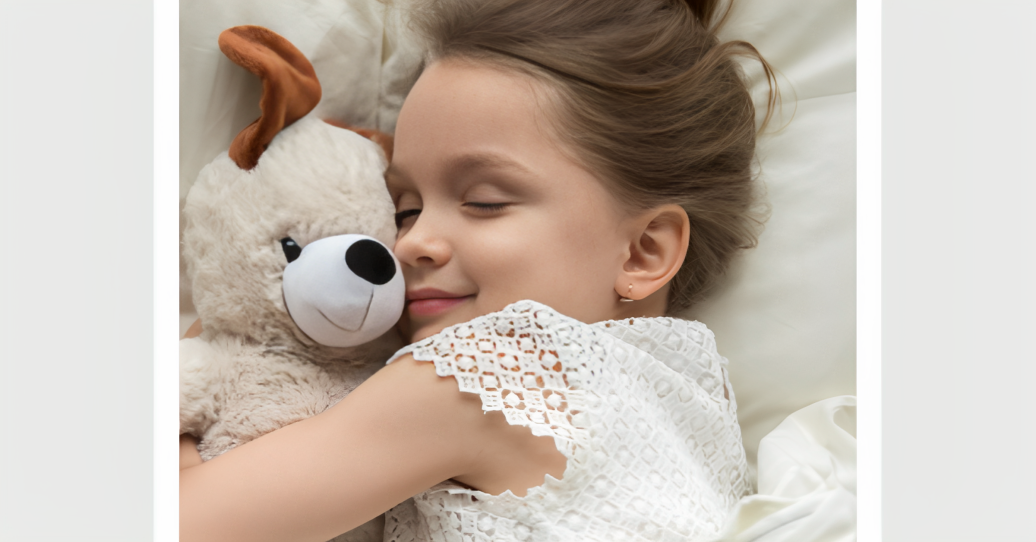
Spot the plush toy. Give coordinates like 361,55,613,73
179,26,404,541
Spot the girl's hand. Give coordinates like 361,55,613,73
180,434,203,470
183,318,203,339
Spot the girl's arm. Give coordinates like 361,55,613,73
179,355,565,542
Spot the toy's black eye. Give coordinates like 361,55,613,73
280,238,302,263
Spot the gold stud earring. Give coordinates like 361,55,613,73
619,283,634,303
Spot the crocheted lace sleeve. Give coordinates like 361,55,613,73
387,300,601,447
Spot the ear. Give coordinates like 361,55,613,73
614,205,690,303
323,119,394,162
219,26,322,170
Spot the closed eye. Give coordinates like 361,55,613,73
394,209,421,228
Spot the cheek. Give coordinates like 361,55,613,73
546,209,628,293
460,222,539,278
467,212,620,300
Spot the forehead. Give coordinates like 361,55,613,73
387,60,563,186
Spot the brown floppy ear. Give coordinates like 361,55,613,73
219,26,322,170
323,119,394,163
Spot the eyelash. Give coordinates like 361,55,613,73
463,202,509,213
394,202,510,228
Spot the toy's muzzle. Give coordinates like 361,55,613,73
282,234,405,347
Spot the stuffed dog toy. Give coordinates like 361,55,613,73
180,26,404,541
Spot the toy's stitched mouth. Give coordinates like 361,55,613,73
316,290,374,333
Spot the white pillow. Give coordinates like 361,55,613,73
683,0,856,481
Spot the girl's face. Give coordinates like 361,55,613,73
388,60,638,342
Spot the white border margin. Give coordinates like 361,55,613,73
154,0,179,540
857,1,881,540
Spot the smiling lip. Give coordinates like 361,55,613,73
406,288,471,317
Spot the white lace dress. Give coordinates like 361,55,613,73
383,300,751,542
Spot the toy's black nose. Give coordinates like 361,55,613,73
345,239,396,285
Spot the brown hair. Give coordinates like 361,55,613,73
406,0,777,313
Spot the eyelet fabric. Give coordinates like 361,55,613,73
384,300,750,542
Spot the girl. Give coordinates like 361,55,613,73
180,0,776,540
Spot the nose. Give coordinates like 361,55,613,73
393,214,452,268
345,239,396,285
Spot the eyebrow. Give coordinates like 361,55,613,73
385,151,537,192
441,152,535,178
384,162,410,188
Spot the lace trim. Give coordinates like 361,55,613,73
388,301,602,499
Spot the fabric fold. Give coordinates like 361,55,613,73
713,395,856,542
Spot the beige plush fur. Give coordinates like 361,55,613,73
180,115,403,540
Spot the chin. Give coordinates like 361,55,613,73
399,313,440,344
402,309,475,343
404,320,448,344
